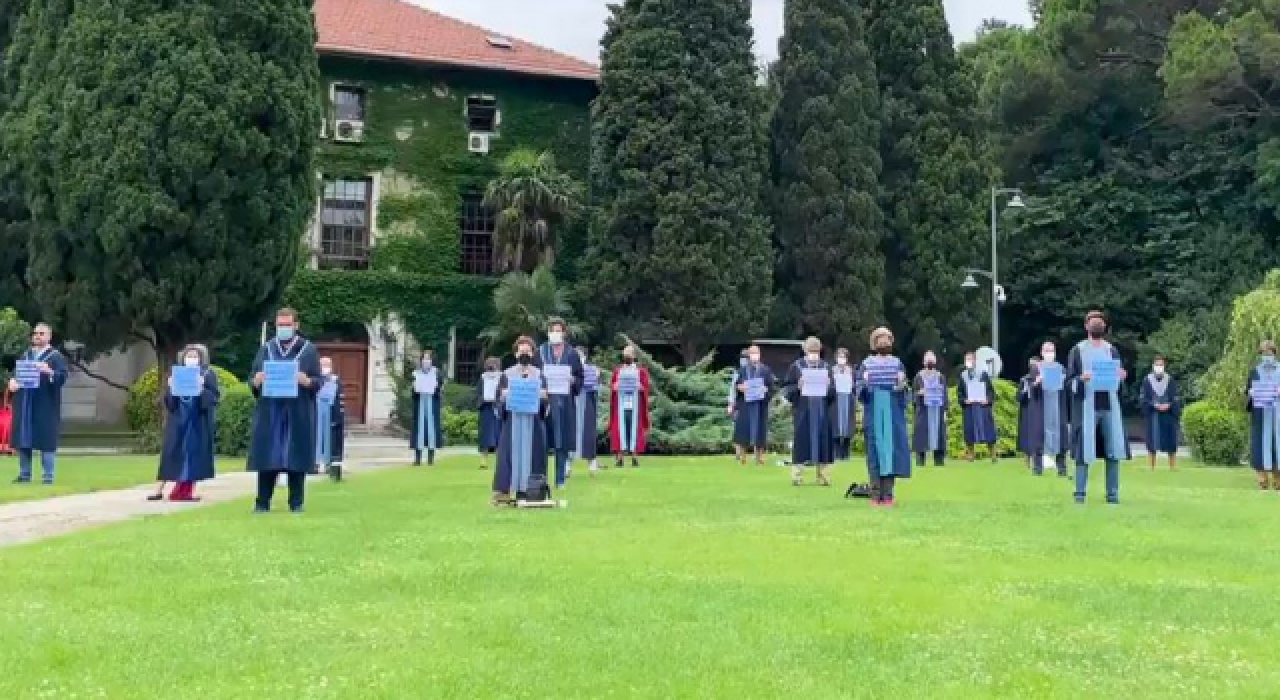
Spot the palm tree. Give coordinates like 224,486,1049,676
483,149,582,273
479,265,587,354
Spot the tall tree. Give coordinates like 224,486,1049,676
585,0,773,365
769,0,884,348
0,0,34,321
866,0,992,364
2,0,321,373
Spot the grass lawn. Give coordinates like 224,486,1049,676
0,457,1278,699
0,455,237,504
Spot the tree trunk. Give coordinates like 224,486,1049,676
155,337,183,429
679,338,703,367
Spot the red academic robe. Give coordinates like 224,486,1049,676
608,366,651,454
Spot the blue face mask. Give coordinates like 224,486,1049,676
276,326,295,341
1262,355,1276,367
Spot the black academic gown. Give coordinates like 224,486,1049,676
476,372,503,451
1066,341,1132,463
784,359,834,465
733,362,776,448
494,365,550,496
957,369,997,446
1246,367,1280,469
1140,375,1181,454
10,347,68,452
1016,374,1041,456
911,371,949,454
537,343,584,452
158,368,219,482
247,337,323,473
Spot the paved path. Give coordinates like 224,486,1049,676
0,445,470,549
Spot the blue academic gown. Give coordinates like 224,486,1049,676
733,362,775,448
830,366,857,445
158,368,219,482
247,337,322,473
1140,374,1181,455
537,343,584,452
11,347,68,452
1247,366,1280,470
315,375,345,466
494,365,550,496
1066,341,1131,465
476,372,503,451
911,370,949,456
957,369,997,446
784,359,834,465
575,364,600,459
860,357,911,479
410,367,445,451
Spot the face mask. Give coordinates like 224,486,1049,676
1262,355,1275,367
1087,324,1105,338
1042,352,1055,363
422,358,433,369
622,357,634,365
876,346,890,355
965,361,974,369
549,331,564,344
807,353,819,363
183,356,200,367
748,354,760,364
321,366,332,376
924,361,936,369
518,354,532,365
837,357,847,366
1153,365,1165,375
276,326,295,341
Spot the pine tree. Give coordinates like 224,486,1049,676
586,0,773,365
2,0,321,368
769,0,884,348
866,0,992,363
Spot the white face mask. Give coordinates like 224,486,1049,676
1042,351,1055,363
422,358,432,369
748,354,760,363
183,356,200,367
807,353,820,363
837,357,847,366
965,361,975,370
1153,365,1165,376
549,331,564,344
321,365,332,376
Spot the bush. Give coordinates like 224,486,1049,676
1182,401,1248,466
1200,269,1280,406
215,385,256,457
443,382,476,412
125,365,242,452
444,410,478,445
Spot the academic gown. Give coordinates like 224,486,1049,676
1016,374,1069,457
493,365,550,495
575,364,600,459
537,343,584,452
1141,374,1181,454
247,337,323,473
830,366,858,442
911,371,949,453
409,368,445,451
158,368,219,482
860,357,911,479
315,375,346,465
784,359,834,465
476,372,503,451
1247,366,1280,470
1066,341,1131,464
733,363,775,448
957,369,997,446
608,365,651,454
11,347,69,452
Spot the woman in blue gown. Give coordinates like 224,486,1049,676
150,344,219,502
830,348,857,461
732,346,774,465
860,328,911,507
1247,340,1280,490
1140,355,1181,471
493,337,550,504
410,349,445,466
476,357,503,469
783,337,834,486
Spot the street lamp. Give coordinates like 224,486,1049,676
960,187,1024,357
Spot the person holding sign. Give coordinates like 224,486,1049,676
860,328,911,506
476,357,503,470
150,345,219,501
831,348,857,462
733,345,775,465
8,322,67,485
575,346,601,474
1066,310,1129,504
410,349,445,466
493,337,550,505
957,351,997,462
1247,341,1280,490
609,344,651,467
911,351,949,467
247,308,322,514
1140,355,1181,472
728,349,749,463
783,337,834,486
314,356,345,481
538,318,583,488
1023,341,1070,476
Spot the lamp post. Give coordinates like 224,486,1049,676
961,187,1024,356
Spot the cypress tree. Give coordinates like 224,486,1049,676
769,0,884,347
865,0,991,362
0,0,33,318
586,0,772,365
2,0,320,367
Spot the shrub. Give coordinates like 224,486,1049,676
1200,269,1280,406
443,382,477,412
125,365,242,452
1181,401,1248,466
444,410,478,445
215,385,257,457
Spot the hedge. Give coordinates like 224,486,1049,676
1181,401,1248,466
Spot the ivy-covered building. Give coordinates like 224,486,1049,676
70,0,596,428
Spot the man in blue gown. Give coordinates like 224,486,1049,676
247,308,323,513
8,323,68,484
537,318,583,489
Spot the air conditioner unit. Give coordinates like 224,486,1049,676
468,132,491,154
334,119,364,143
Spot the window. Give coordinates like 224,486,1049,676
333,85,366,122
459,189,496,276
318,178,372,269
485,36,513,49
465,95,499,133
454,340,484,385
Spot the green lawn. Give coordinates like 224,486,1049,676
0,455,238,504
0,457,1277,699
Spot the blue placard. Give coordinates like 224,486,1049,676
745,377,766,402
1089,358,1121,393
1251,380,1279,408
617,371,639,394
507,377,541,415
171,365,201,398
14,360,40,389
924,379,945,407
583,366,600,391
263,360,299,398
317,378,338,403
864,358,898,389
1040,364,1064,392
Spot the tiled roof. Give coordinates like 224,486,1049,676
315,0,600,82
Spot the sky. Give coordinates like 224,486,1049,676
413,0,1034,64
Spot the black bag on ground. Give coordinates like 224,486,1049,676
844,482,877,499
525,474,552,502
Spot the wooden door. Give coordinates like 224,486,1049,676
316,343,368,425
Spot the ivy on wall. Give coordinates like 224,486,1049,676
286,56,594,347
